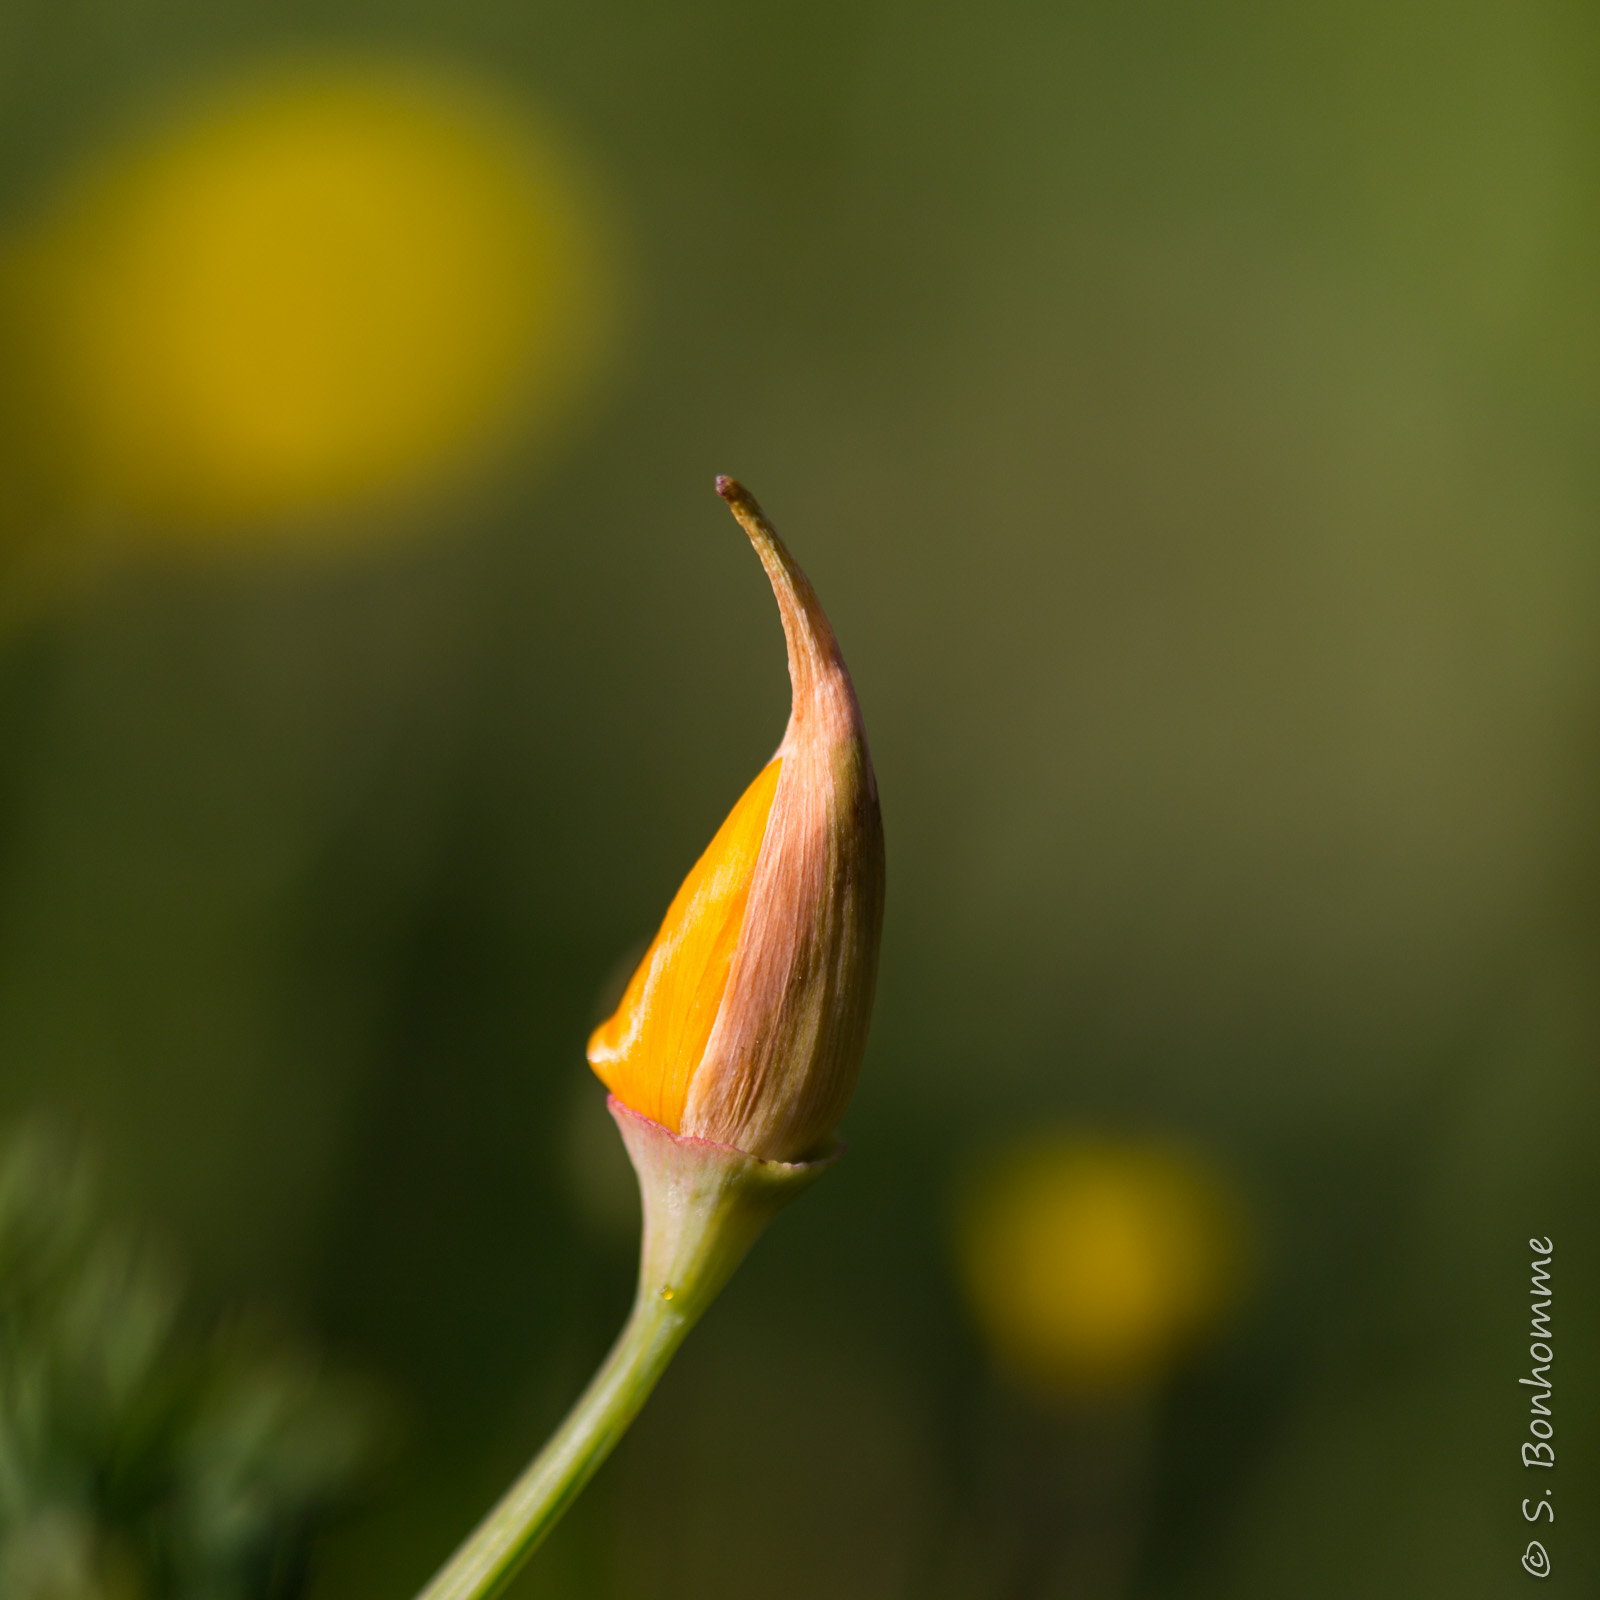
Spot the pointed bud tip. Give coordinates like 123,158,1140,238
711,476,841,690
714,475,767,531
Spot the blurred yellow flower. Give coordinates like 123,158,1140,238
956,1133,1247,1396
8,62,614,546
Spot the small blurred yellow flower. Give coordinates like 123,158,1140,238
8,61,614,545
956,1134,1247,1396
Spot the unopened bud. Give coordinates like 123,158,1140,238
589,477,885,1163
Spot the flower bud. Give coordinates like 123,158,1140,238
588,477,885,1163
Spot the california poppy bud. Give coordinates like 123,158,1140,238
589,477,885,1164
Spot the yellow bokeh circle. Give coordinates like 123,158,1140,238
15,62,614,544
956,1134,1247,1395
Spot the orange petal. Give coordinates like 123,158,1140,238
587,758,782,1130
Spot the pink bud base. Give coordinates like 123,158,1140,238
608,1095,837,1322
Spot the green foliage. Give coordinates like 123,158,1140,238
0,1124,378,1600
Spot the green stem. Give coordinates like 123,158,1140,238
413,1098,835,1600
413,1285,693,1600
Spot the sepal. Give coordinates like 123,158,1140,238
608,1095,837,1324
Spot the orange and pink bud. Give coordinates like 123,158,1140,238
588,478,885,1164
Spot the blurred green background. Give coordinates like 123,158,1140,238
0,0,1595,1594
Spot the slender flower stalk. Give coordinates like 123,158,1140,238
415,479,884,1600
